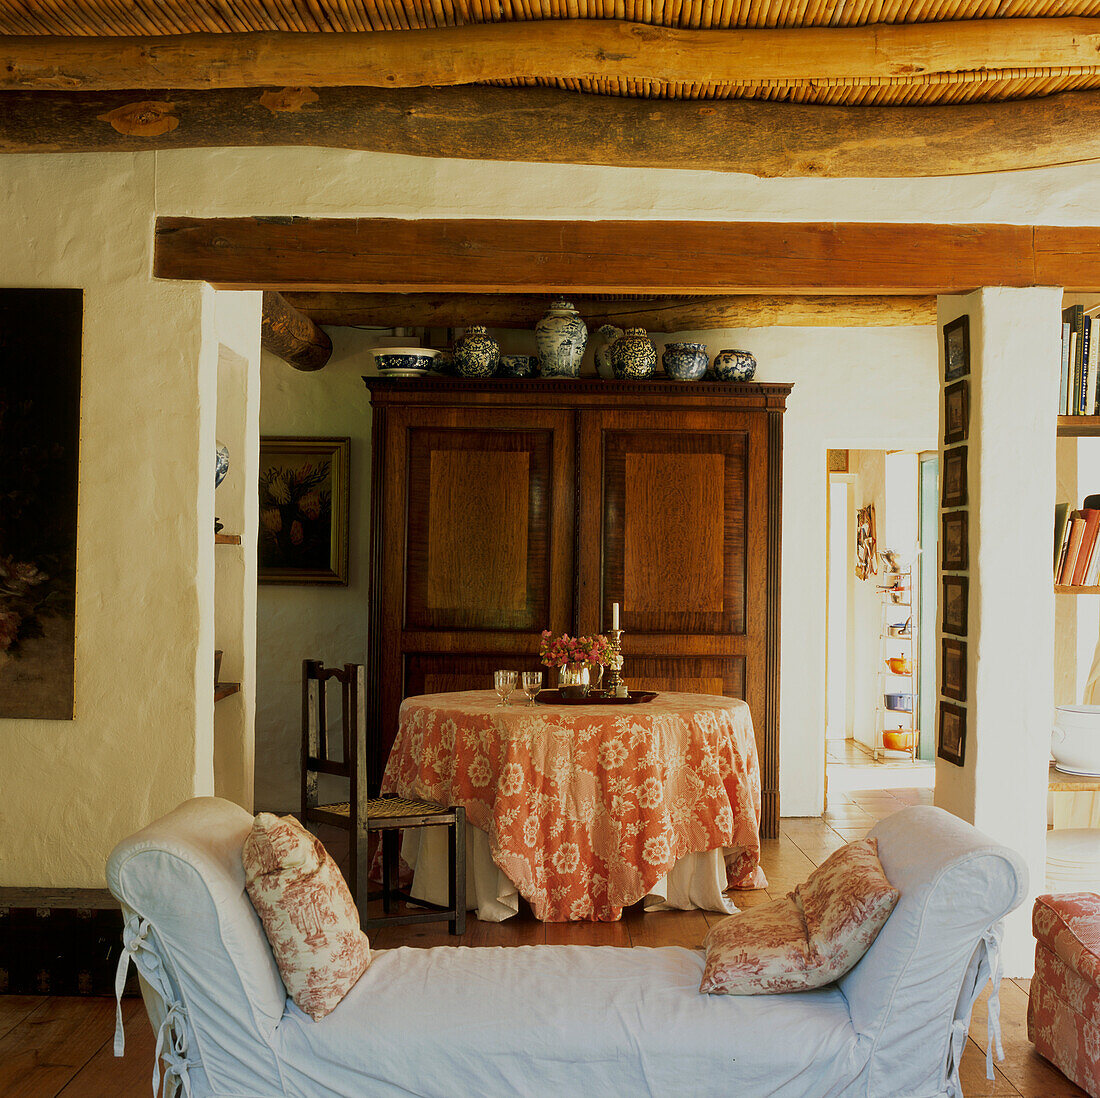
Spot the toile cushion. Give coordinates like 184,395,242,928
242,812,372,1021
700,837,899,995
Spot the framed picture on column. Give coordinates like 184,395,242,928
943,316,970,382
942,575,968,636
938,702,967,767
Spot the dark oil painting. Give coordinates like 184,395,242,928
258,437,349,585
0,289,82,719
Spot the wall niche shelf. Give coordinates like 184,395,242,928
1057,416,1100,438
214,682,241,702
214,533,241,545
1055,585,1100,594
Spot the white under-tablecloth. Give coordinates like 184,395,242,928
403,825,740,922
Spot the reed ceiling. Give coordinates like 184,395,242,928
4,0,1100,105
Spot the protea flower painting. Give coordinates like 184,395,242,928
0,289,82,719
258,437,350,585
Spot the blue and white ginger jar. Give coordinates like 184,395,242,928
712,348,757,381
215,440,230,488
610,328,657,380
535,299,588,378
454,326,499,378
662,342,708,381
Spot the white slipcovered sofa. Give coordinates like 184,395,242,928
107,797,1026,1098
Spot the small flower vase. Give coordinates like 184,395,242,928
454,326,500,378
536,299,588,378
558,663,590,698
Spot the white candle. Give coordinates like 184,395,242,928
612,602,619,630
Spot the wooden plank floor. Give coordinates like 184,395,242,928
0,787,1085,1098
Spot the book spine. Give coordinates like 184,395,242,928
1090,317,1100,415
1081,318,1092,414
1060,513,1086,585
1061,321,1072,415
1069,331,1080,415
1072,510,1100,587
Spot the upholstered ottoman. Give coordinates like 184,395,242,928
1029,893,1100,1097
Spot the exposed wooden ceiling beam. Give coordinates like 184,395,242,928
155,216,1076,295
260,291,332,370
9,85,1100,179
4,19,1100,91
282,292,937,329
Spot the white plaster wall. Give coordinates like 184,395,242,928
7,144,1096,881
0,154,214,888
849,451,889,752
254,329,373,812
935,289,1061,975
212,289,263,809
155,149,1100,226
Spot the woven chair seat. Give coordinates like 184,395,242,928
319,797,453,819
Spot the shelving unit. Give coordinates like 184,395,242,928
1055,584,1100,594
214,682,241,702
875,568,918,761
1058,416,1100,438
215,532,241,545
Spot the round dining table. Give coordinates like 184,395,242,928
381,688,769,922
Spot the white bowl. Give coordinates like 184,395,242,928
1052,705,1100,775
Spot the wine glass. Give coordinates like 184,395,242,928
521,670,543,706
494,670,518,707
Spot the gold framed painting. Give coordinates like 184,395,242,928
258,436,350,585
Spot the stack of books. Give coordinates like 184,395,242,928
1055,502,1100,586
1060,305,1100,416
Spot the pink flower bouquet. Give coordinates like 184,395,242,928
539,630,612,669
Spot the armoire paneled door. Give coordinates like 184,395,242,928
364,379,791,836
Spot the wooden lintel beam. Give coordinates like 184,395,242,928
5,20,1100,91
281,292,938,329
260,290,332,370
154,216,1061,295
8,85,1100,179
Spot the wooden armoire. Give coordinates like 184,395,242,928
364,378,791,836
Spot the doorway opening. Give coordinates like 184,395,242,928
824,449,936,810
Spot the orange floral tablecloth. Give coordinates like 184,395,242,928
381,689,768,922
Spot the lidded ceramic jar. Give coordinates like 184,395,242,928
592,324,624,379
454,326,500,378
662,342,708,381
610,328,657,380
535,299,588,378
712,348,757,381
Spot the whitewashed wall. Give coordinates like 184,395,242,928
0,154,214,887
254,333,374,811
5,143,1097,884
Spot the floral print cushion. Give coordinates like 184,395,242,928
1032,892,1100,987
242,813,371,1021
700,838,898,995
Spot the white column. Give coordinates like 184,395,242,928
205,287,263,809
935,287,1060,975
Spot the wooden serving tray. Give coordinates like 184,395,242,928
534,689,659,705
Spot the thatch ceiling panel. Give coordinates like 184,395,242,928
6,0,1100,104
7,0,1100,34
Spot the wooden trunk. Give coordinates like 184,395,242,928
364,378,790,837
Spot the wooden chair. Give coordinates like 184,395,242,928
300,659,466,935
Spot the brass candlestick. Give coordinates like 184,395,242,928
604,628,626,697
